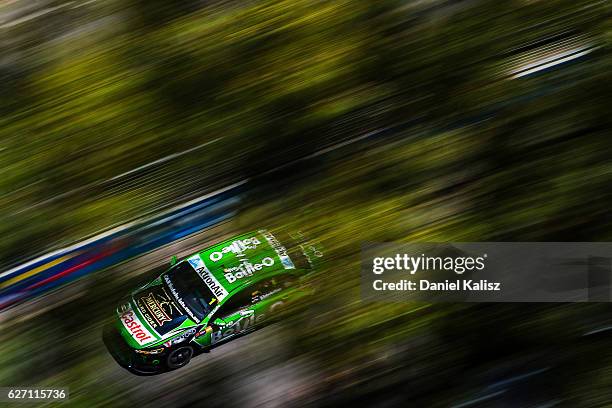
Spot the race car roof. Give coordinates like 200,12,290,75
185,229,303,295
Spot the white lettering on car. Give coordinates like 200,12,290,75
120,310,155,345
259,229,295,269
223,257,275,283
210,312,265,345
187,255,229,300
209,237,262,262
164,275,200,322
169,328,197,345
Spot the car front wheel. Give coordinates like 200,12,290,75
166,346,193,370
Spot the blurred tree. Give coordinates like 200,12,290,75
0,0,609,261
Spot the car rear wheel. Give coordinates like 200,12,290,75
166,346,193,369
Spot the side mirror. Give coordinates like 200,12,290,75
170,255,178,266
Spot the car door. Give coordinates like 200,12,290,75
247,273,316,324
194,288,254,348
248,275,294,319
193,274,311,348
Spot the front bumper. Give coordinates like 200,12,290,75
102,322,166,375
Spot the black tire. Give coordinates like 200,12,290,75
166,346,194,370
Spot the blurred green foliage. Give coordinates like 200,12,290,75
0,0,611,405
237,127,612,404
1,0,609,264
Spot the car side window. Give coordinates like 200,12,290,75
211,290,251,321
250,275,297,303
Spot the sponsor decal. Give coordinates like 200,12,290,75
259,229,295,270
223,257,275,284
137,304,156,329
187,255,229,300
135,348,164,355
209,304,221,318
209,237,262,262
136,289,177,328
210,312,265,345
195,326,213,338
252,287,282,303
164,275,200,323
168,328,196,346
120,310,155,345
187,256,207,271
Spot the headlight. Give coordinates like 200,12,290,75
135,348,165,355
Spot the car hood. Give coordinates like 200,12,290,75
116,281,197,348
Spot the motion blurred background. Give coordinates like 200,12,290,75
0,0,611,406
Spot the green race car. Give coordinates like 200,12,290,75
103,228,322,375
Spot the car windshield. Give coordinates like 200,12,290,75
163,262,217,322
